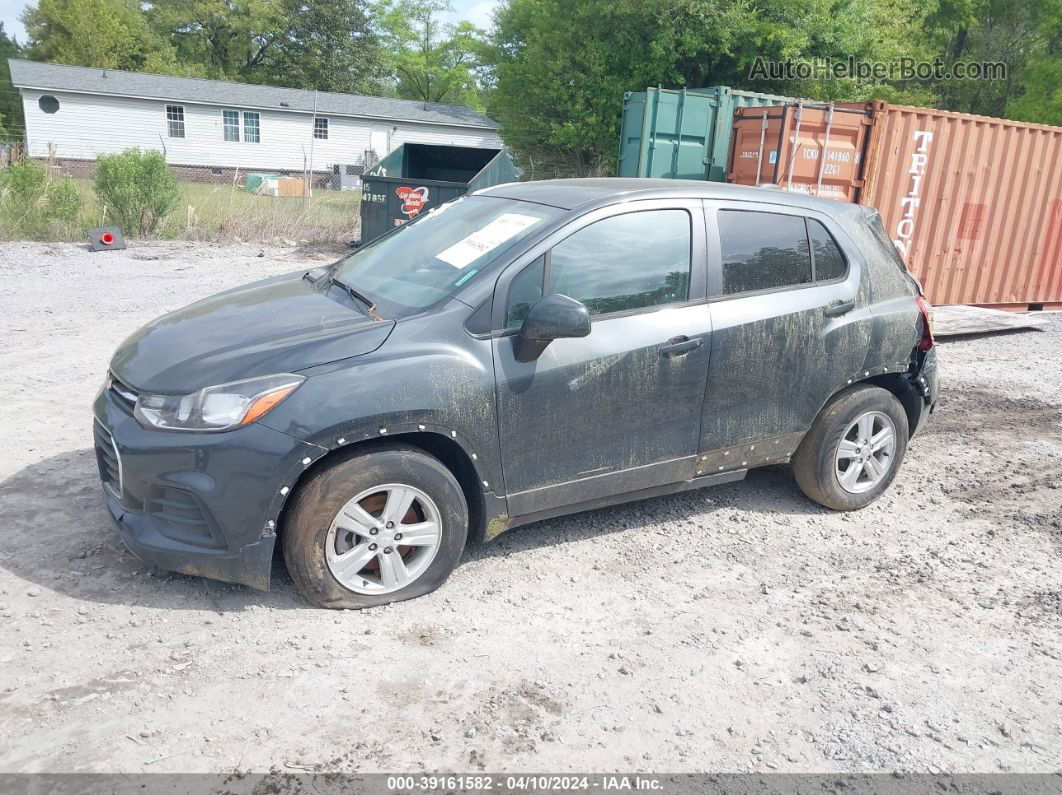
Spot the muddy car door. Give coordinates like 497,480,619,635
697,201,872,466
490,200,710,516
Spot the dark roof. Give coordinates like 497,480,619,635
480,178,865,214
7,59,499,130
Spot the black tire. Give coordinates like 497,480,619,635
283,443,468,609
792,384,909,511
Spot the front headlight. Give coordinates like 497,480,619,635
134,374,305,432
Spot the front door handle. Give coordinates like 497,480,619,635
660,336,703,357
824,299,856,318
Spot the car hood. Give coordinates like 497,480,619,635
111,270,395,393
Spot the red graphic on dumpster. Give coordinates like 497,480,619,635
395,186,430,217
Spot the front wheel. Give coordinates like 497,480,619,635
792,384,909,511
283,444,468,609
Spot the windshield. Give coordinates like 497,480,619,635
335,196,563,315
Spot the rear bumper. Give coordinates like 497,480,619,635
92,383,325,590
912,347,939,436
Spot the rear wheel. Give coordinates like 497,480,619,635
283,444,468,609
793,385,909,511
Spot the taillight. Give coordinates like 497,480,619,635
915,295,934,352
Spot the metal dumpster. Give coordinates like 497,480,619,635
359,144,520,244
617,86,797,181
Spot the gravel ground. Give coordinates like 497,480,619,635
0,241,1060,775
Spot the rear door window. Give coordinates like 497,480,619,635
717,210,849,295
719,210,812,295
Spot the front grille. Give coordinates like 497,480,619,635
93,420,122,497
109,375,138,411
147,486,222,548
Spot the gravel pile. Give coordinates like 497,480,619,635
0,241,1059,774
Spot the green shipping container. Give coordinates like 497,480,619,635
617,86,797,181
360,144,521,244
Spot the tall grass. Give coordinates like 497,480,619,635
0,176,362,244
168,182,363,243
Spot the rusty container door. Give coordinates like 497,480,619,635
861,104,1062,308
726,102,876,201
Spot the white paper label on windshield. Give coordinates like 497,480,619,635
436,213,541,268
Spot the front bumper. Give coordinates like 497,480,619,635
92,383,324,590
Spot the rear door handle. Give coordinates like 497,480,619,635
824,299,856,318
660,336,703,357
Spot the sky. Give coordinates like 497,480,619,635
1,0,26,42
0,0,501,45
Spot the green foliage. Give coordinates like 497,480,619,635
374,0,485,105
0,23,24,143
1007,56,1062,127
92,149,181,237
484,0,939,176
926,0,1062,122
143,0,382,90
0,159,83,239
264,0,384,92
23,0,181,72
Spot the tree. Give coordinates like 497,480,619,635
483,0,941,177
0,23,23,144
924,0,1062,122
22,0,180,72
144,0,283,81
264,0,384,92
374,0,485,105
146,0,383,90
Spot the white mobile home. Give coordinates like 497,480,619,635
8,59,503,182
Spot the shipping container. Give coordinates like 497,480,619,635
726,101,1062,308
726,102,875,201
359,143,520,244
617,86,796,181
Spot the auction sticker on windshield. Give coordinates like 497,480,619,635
437,213,542,268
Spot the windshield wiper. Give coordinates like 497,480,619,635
332,275,383,322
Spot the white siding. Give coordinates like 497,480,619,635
20,89,502,171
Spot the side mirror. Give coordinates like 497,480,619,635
514,294,590,362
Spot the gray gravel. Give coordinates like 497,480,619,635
0,241,1059,774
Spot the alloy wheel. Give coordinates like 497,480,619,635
325,483,442,595
834,410,897,494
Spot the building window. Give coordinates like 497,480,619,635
222,109,240,142
243,111,260,143
166,105,185,138
314,117,328,140
38,95,60,114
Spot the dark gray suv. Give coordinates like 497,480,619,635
93,179,938,608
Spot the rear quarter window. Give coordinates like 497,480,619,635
808,219,847,281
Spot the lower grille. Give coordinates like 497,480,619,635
93,421,122,497
147,486,222,548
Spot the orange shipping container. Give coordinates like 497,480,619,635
727,102,875,202
727,101,1062,308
